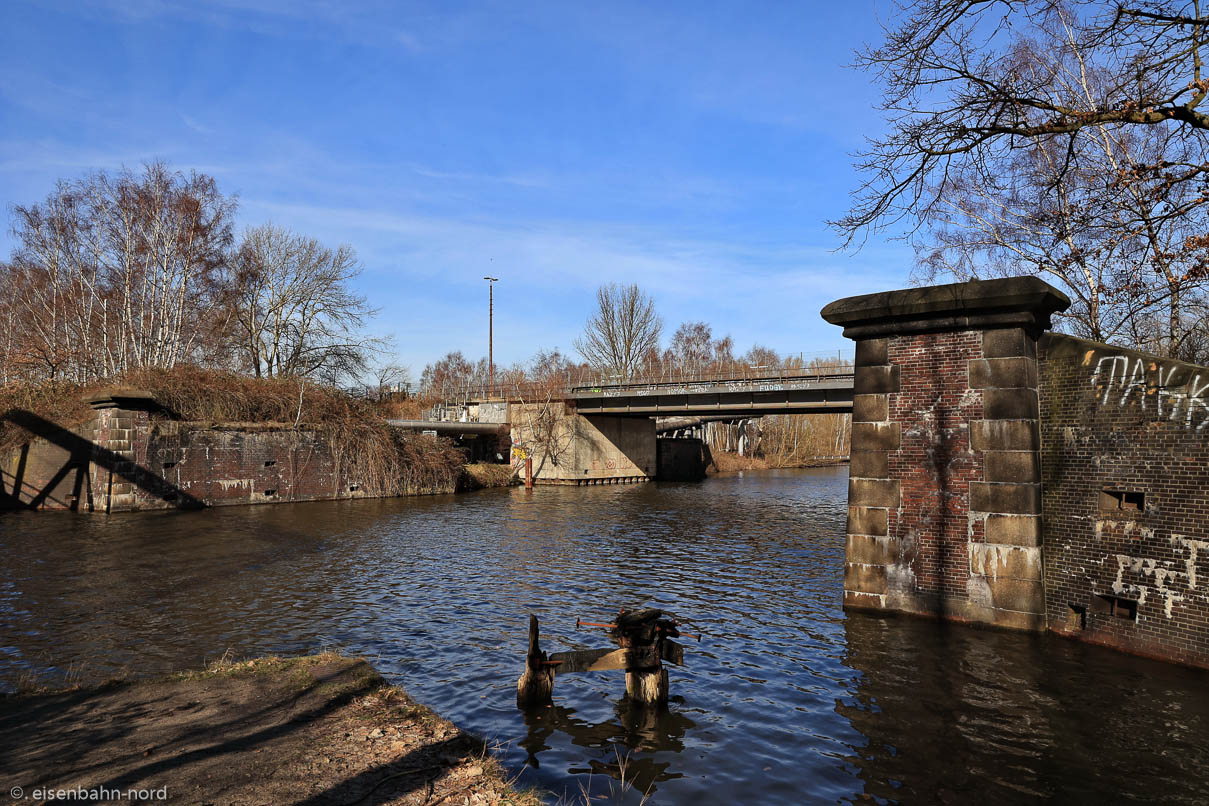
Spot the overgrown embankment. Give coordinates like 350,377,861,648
462,462,519,490
1,366,469,503
0,654,539,805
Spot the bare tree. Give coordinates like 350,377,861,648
667,321,714,375
666,321,736,376
5,162,235,381
842,0,1209,359
743,344,782,372
914,121,1206,349
574,283,662,381
420,351,477,400
230,223,385,384
371,361,410,399
837,0,1209,244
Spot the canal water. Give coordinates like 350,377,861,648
2,467,1208,804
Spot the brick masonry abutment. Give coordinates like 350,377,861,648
824,279,1066,631
824,277,1209,668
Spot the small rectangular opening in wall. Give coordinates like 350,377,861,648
263,489,277,497
162,461,177,469
349,484,359,492
264,460,276,468
1100,489,1145,512
1094,594,1138,621
1066,604,1086,631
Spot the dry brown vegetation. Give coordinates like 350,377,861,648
708,452,770,473
462,462,518,490
0,365,466,496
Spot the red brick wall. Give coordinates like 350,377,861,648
886,332,984,604
846,327,1046,630
1040,333,1209,668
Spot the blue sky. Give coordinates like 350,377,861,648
0,0,913,375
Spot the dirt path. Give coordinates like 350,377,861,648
0,655,539,806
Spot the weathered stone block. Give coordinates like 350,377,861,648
849,450,888,479
851,421,901,451
982,388,1039,421
982,328,1036,359
847,505,889,536
847,534,895,565
855,338,888,367
985,577,1045,613
849,478,901,509
969,543,1042,581
984,514,1042,546
844,562,888,594
970,420,1039,452
843,590,886,611
970,481,1041,514
968,357,1038,389
984,451,1040,483
985,608,1047,631
852,393,888,423
854,365,900,395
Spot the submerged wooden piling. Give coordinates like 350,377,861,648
614,609,670,706
518,608,689,709
625,667,669,705
516,614,555,705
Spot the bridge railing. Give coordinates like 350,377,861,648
568,367,854,395
425,353,855,409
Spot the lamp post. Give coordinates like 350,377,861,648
484,276,498,395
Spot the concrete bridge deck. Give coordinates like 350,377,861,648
568,372,854,416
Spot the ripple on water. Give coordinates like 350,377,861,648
2,467,1209,804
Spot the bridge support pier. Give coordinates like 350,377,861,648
822,278,1069,630
509,403,656,484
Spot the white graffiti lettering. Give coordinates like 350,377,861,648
1090,354,1209,432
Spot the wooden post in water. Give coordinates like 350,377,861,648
525,457,533,490
625,666,668,705
615,609,670,706
516,614,555,705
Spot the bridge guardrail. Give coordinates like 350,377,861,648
430,365,855,408
569,371,855,397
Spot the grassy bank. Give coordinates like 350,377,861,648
1,653,540,806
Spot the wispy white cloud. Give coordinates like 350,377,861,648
179,113,215,136
241,198,907,369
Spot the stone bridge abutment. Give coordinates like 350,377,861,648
824,276,1209,669
823,277,1066,631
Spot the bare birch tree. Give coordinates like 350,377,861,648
5,162,235,381
230,223,385,384
574,283,662,381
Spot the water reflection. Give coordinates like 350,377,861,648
521,697,695,792
839,612,1209,805
2,468,1208,804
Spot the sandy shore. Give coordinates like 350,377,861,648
0,654,539,806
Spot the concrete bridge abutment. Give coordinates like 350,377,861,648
822,278,1070,630
508,402,656,485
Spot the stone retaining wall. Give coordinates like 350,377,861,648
2,397,455,512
